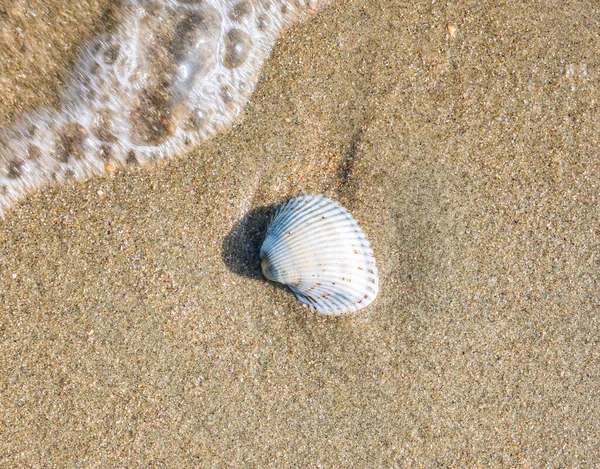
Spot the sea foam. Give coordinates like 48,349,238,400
0,0,324,216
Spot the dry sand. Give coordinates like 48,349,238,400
1,0,599,466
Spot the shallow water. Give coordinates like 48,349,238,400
0,0,321,215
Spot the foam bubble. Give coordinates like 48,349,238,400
0,0,326,216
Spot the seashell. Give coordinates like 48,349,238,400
260,195,379,315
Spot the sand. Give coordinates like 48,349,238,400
1,0,599,466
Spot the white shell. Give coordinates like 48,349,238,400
260,195,379,315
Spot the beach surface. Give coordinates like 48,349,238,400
1,0,599,466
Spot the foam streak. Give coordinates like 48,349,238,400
0,0,324,216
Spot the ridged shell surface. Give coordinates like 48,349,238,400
260,195,379,315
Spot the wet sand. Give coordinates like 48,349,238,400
1,0,599,466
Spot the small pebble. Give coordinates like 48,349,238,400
97,189,104,196
447,23,458,37
105,162,116,173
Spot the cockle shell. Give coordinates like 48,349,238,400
260,195,379,315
